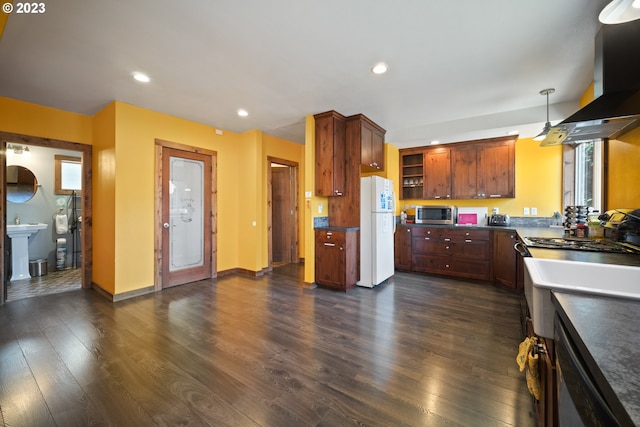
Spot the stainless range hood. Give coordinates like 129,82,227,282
541,19,640,146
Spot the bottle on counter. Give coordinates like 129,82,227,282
400,211,407,225
576,223,588,238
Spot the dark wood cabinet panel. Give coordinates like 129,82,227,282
477,139,515,198
314,111,346,197
394,225,412,271
315,229,358,291
424,147,452,200
347,114,386,172
410,227,491,281
493,230,518,290
451,145,478,199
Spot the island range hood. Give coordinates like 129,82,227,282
541,19,640,146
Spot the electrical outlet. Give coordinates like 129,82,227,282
531,207,538,216
523,207,530,216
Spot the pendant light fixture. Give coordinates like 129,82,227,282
599,0,640,24
533,88,555,141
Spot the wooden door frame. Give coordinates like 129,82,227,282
267,156,299,268
0,131,93,305
154,139,217,290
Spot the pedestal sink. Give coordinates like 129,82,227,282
7,223,48,281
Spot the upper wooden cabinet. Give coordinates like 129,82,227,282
346,114,386,172
314,111,346,196
451,137,515,199
424,147,452,200
399,136,516,200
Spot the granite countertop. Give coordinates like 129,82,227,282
314,226,360,232
552,292,640,426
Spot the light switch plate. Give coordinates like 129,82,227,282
523,207,530,215
531,207,538,216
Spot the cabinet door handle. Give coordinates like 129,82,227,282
465,239,472,243
445,246,450,250
339,246,344,251
406,229,411,232
424,237,430,240
324,243,336,247
489,194,501,198
444,238,451,242
434,196,441,199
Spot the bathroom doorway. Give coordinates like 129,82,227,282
267,157,299,268
0,132,92,304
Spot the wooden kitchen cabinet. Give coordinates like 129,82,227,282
451,137,515,199
493,230,519,291
314,111,346,197
424,147,452,200
347,114,386,172
315,229,358,291
477,138,515,198
394,225,412,271
400,136,515,200
411,227,492,281
399,150,424,200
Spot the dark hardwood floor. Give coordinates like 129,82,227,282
0,264,536,426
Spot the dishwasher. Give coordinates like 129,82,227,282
554,314,621,426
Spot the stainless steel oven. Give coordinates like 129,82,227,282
415,205,456,224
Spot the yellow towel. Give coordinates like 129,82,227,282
526,350,541,400
516,336,541,400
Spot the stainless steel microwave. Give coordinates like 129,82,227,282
415,205,457,224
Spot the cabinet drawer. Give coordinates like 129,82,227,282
445,229,491,241
412,254,490,280
316,230,346,244
411,227,444,239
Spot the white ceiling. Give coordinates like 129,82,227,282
0,0,610,149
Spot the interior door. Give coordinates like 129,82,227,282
161,147,212,288
272,166,291,264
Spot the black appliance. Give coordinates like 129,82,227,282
555,315,622,426
543,20,640,145
488,213,510,226
522,236,640,254
617,208,640,246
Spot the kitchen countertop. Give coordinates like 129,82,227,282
552,291,640,426
314,226,360,232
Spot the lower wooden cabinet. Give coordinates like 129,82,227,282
493,230,519,290
315,229,358,291
394,225,412,271
410,227,491,281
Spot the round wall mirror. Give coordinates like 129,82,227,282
6,165,38,203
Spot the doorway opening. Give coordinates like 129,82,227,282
0,132,92,304
267,157,299,269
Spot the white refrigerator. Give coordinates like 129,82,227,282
358,176,395,288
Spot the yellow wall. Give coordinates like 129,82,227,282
0,97,92,144
92,102,117,293
609,128,640,208
395,137,563,217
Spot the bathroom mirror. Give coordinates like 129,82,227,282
6,165,38,203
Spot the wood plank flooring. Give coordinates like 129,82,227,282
0,264,536,426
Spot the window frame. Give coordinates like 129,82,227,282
54,155,82,195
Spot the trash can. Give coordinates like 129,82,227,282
29,259,48,277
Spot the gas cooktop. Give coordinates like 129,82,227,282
523,236,640,254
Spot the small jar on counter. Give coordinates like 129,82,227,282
576,223,588,238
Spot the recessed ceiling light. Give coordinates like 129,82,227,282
372,63,388,74
132,72,150,83
237,108,249,117
430,140,440,145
